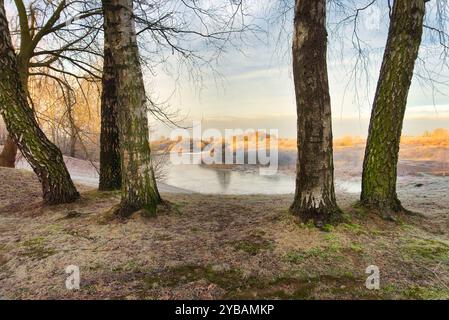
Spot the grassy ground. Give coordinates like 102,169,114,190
0,167,448,300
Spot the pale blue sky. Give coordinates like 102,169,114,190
147,0,449,138
5,0,449,138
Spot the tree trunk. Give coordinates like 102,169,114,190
102,0,161,216
0,33,32,168
69,131,76,158
0,0,79,204
0,135,17,167
68,103,77,158
361,0,425,213
99,35,121,191
289,0,341,225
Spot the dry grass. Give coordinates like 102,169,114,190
334,136,366,147
150,129,449,158
402,129,449,147
1,168,449,299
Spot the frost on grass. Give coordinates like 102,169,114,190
0,168,448,299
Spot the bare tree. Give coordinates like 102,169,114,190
0,0,102,167
28,70,102,161
289,0,341,225
0,0,79,204
361,0,426,214
99,37,121,191
99,0,250,191
269,1,448,218
103,0,161,217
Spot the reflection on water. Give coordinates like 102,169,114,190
165,164,361,194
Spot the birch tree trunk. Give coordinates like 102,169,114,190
0,50,29,168
0,4,33,168
0,0,79,204
361,0,425,213
289,0,341,225
99,35,121,191
102,0,161,216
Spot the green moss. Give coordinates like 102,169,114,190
252,274,371,300
283,246,337,264
112,260,138,273
283,250,307,264
403,285,449,300
21,237,56,260
401,238,449,262
323,232,337,242
341,222,366,235
324,233,343,252
232,276,317,300
143,265,247,291
349,243,364,253
381,283,397,296
352,202,370,217
370,228,383,236
141,203,157,217
142,264,316,299
230,235,274,256
304,221,317,229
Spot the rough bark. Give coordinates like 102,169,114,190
289,0,341,225
99,36,121,191
0,60,28,168
361,0,425,213
0,0,79,204
0,135,17,167
0,8,33,168
102,0,161,216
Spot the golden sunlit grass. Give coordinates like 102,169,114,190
278,129,449,150
334,136,365,147
402,128,449,147
151,129,449,152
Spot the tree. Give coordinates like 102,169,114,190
0,0,79,204
0,136,17,167
289,0,341,225
27,71,102,161
0,0,102,168
103,0,161,217
99,41,121,191
98,0,248,193
361,0,426,213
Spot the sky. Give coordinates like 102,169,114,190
146,0,449,139
4,0,449,139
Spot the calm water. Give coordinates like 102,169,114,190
16,154,362,195
165,163,361,194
